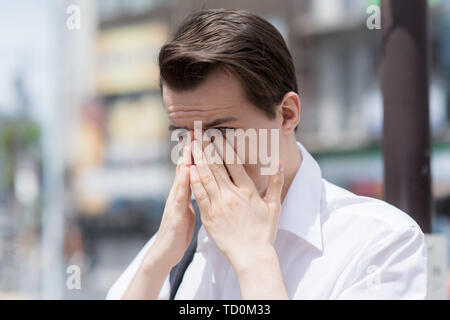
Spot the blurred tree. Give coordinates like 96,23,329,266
0,119,41,194
0,72,41,204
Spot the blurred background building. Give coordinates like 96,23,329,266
0,0,449,299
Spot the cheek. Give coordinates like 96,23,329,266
227,135,261,165
243,164,267,194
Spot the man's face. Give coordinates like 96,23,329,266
162,68,281,195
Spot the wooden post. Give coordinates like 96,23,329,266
381,0,432,233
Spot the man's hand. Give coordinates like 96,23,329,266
123,143,195,299
189,136,288,299
151,143,195,269
190,137,284,264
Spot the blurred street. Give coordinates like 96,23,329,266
63,233,148,299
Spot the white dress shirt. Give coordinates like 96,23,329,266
106,142,427,300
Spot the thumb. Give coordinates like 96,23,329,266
263,160,284,211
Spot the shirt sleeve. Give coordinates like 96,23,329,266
105,232,171,300
337,226,427,299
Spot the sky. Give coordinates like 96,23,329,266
0,0,60,124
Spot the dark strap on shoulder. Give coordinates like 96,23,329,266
169,199,202,299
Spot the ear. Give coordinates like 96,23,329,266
278,92,301,135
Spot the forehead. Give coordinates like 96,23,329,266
162,69,251,127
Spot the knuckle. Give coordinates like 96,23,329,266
275,175,283,185
175,190,186,204
269,202,281,214
202,172,215,185
175,163,184,176
191,175,201,185
225,198,238,208
240,187,252,197
210,163,222,171
197,191,209,202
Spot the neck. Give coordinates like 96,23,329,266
280,139,302,203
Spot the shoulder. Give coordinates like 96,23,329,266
321,179,422,233
319,180,427,299
319,179,426,264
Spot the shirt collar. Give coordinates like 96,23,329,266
197,141,323,252
278,141,323,252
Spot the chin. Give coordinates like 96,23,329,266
244,166,267,194
254,177,269,196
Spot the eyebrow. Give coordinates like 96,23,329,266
168,116,238,131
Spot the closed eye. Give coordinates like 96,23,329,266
214,127,234,134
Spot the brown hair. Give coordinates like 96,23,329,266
158,8,298,119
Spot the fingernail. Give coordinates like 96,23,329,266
279,160,284,173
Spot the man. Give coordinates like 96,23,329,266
106,9,427,299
